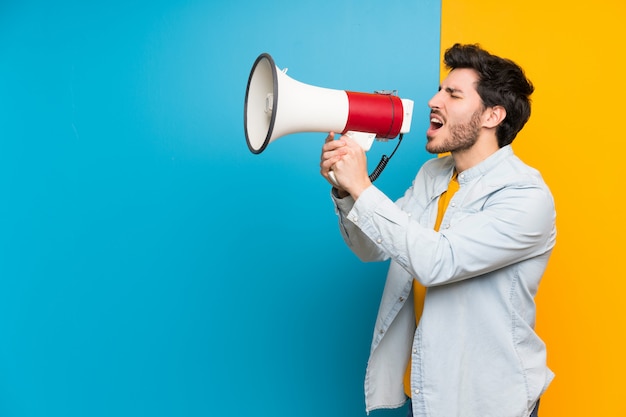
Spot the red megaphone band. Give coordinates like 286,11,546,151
343,91,404,139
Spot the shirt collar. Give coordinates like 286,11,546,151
456,145,513,185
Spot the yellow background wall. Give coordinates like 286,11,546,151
440,1,626,415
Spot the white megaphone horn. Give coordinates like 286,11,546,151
243,53,414,182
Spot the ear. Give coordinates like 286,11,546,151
483,105,506,129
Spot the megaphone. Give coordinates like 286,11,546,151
244,53,414,169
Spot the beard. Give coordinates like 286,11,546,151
426,109,483,154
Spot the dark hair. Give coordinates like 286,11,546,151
443,43,534,147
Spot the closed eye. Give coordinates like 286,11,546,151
445,87,463,99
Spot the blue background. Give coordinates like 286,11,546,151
0,1,440,416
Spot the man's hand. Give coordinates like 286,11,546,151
320,132,372,199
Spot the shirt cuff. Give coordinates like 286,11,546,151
331,188,355,213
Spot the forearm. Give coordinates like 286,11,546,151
346,184,556,287
332,187,389,262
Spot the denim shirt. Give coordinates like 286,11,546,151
332,146,556,417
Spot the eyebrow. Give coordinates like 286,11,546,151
439,86,464,95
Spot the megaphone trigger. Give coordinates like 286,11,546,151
344,131,376,152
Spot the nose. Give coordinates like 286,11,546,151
428,90,443,110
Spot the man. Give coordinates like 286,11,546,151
320,44,555,417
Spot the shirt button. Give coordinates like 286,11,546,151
376,238,382,244
413,349,417,354
444,224,450,229
451,202,456,207
399,297,405,302
414,389,420,395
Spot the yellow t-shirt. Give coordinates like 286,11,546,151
403,171,459,396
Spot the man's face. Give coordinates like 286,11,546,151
426,68,486,154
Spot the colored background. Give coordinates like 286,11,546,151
5,0,619,416
0,1,440,416
440,0,626,415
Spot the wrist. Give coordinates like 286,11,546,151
348,180,372,200
332,187,350,199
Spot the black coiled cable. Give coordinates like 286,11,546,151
368,133,404,182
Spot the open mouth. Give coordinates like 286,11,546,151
430,115,444,130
